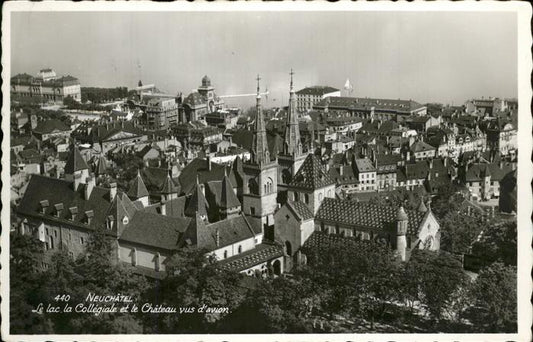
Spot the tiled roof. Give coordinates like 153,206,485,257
217,243,284,272
33,119,70,135
64,145,90,174
316,198,426,235
71,121,144,144
465,162,513,182
94,155,108,176
119,212,191,251
328,165,358,185
183,92,207,106
127,171,149,199
17,175,112,230
17,149,42,164
161,196,187,217
302,231,386,252
296,86,339,96
160,173,180,194
287,200,314,221
289,154,335,190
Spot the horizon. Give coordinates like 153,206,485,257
10,11,518,109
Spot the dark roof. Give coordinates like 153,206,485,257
314,96,425,113
183,92,207,106
296,86,339,96
17,175,112,230
178,158,237,195
354,158,376,173
465,162,513,182
94,155,108,176
302,231,388,253
286,200,314,221
316,198,426,235
192,214,256,250
184,184,209,218
410,140,436,153
328,165,358,185
142,167,180,192
64,145,90,174
33,119,70,135
127,171,149,199
119,212,191,251
162,196,188,217
160,174,180,194
217,243,284,272
289,154,335,190
207,175,241,209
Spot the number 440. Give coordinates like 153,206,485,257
54,294,71,302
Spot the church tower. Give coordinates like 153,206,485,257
395,206,409,261
278,69,307,190
242,75,279,231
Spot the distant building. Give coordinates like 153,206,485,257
314,96,427,121
182,76,225,122
144,97,179,130
296,86,340,112
11,69,81,103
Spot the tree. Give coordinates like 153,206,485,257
466,263,517,332
471,221,517,266
406,250,470,323
439,211,485,254
10,233,54,334
142,247,245,333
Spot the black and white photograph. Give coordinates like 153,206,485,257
1,2,531,341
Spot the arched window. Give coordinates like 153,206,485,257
285,241,292,256
224,250,228,259
294,192,300,201
238,245,242,254
327,190,332,197
304,194,309,204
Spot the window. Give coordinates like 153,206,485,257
224,250,228,259
304,194,309,204
54,230,58,238
46,228,49,235
250,207,255,215
238,245,242,254
80,237,84,245
319,193,323,201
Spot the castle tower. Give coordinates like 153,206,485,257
278,69,307,188
242,75,279,231
396,206,409,261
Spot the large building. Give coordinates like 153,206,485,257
296,86,340,113
11,69,81,103
182,76,225,122
313,96,427,120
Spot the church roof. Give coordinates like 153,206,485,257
94,155,108,176
316,198,426,235
217,243,284,272
286,200,314,221
289,153,335,190
220,175,241,209
127,171,149,199
64,145,89,174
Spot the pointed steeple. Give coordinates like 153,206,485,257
128,169,149,197
65,144,89,175
284,69,302,156
251,74,270,165
161,168,180,200
220,173,241,210
185,183,208,221
94,154,108,177
417,200,428,213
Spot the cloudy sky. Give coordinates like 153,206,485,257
10,10,517,108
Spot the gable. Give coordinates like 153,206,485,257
104,130,139,141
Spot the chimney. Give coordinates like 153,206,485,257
85,174,96,200
110,182,117,201
444,157,448,167
429,159,433,169
161,199,167,216
339,167,344,176
208,156,212,171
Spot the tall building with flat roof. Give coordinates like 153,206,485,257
296,85,340,113
11,69,81,103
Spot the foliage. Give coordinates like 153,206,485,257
471,221,517,266
142,247,245,333
406,250,470,322
81,87,129,104
465,262,517,332
367,187,425,211
63,95,105,111
107,151,144,191
438,210,485,254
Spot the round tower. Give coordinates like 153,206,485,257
396,205,408,261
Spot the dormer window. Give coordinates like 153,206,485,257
69,206,78,221
85,210,94,225
54,203,64,217
39,200,49,214
122,216,129,225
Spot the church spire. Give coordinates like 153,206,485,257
251,74,270,165
284,68,302,156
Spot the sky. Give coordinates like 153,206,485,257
10,10,517,109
